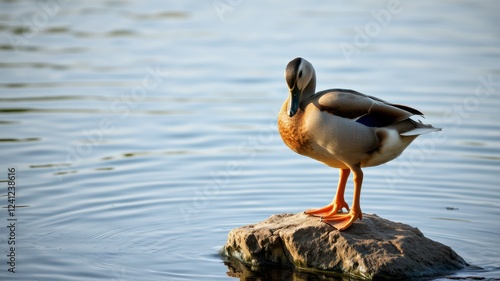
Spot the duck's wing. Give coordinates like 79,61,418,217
313,89,423,128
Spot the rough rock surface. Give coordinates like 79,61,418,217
222,213,467,280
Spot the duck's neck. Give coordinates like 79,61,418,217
301,71,316,106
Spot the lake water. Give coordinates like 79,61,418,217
1,1,499,280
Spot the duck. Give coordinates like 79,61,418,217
278,57,441,231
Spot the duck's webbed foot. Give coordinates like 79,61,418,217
304,199,349,217
321,208,362,231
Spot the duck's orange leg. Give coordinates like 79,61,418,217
322,165,363,231
305,168,350,217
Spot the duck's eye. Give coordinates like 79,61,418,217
298,70,303,78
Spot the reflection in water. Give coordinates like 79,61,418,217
223,256,349,281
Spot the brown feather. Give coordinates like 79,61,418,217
312,89,416,127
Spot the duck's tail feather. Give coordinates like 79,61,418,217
400,119,441,136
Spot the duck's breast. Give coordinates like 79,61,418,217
278,101,312,155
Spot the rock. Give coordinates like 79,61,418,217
222,213,467,280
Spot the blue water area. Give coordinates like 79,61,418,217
0,1,499,280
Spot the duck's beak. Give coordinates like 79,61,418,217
288,87,300,117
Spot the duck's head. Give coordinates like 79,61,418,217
284,57,316,117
